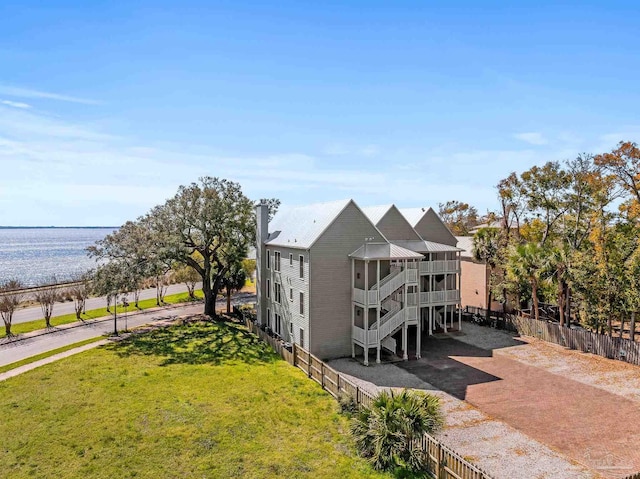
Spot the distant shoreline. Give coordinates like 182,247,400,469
0,226,118,229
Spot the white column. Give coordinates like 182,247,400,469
443,304,448,333
429,306,433,335
351,259,355,358
458,307,462,331
364,260,369,366
376,259,381,364
402,322,408,360
416,318,421,359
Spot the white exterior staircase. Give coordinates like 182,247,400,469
352,264,419,359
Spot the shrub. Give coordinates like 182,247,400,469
351,389,443,476
337,392,359,416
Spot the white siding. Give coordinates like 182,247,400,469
415,208,457,246
376,206,422,241
309,201,385,359
264,245,309,345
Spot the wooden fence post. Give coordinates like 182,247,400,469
320,363,325,389
292,342,296,367
356,386,360,405
308,353,312,378
436,442,442,479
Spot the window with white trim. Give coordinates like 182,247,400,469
289,287,293,301
267,308,271,328
275,313,282,335
299,255,304,279
266,279,270,299
289,253,293,266
299,292,304,315
267,250,271,269
274,251,281,272
299,328,304,348
275,283,281,304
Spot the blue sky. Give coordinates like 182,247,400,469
1,1,639,226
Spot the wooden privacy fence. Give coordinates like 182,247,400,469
462,306,640,367
505,314,640,366
240,311,493,479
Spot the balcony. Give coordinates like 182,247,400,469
419,290,460,305
352,325,379,346
354,268,417,306
418,259,460,275
353,288,379,305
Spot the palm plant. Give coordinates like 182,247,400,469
544,247,571,326
508,242,548,321
351,389,443,475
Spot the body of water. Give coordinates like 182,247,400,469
0,228,116,287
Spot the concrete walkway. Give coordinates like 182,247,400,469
0,339,110,382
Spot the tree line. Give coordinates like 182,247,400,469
460,141,640,339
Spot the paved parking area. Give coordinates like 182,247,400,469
331,324,640,478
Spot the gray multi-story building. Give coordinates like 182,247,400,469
255,200,462,364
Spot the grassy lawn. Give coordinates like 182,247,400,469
0,337,104,375
1,290,204,339
0,320,389,479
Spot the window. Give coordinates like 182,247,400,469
299,292,304,315
274,251,281,271
275,313,282,335
299,328,304,348
267,250,271,269
289,322,294,335
275,283,281,304
267,309,271,328
289,287,293,301
289,253,293,266
266,279,270,299
299,255,304,279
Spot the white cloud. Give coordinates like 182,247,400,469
0,85,100,105
1,99,31,109
5,94,639,226
514,132,548,146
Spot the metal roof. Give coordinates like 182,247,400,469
265,199,352,249
393,239,462,253
349,242,424,260
455,236,475,258
360,204,394,226
399,207,430,227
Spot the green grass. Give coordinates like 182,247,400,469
0,337,104,375
0,321,389,479
2,290,204,339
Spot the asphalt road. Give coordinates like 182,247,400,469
13,282,202,325
0,291,256,368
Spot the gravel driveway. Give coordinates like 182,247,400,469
330,324,640,479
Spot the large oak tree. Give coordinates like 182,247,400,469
92,177,276,317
